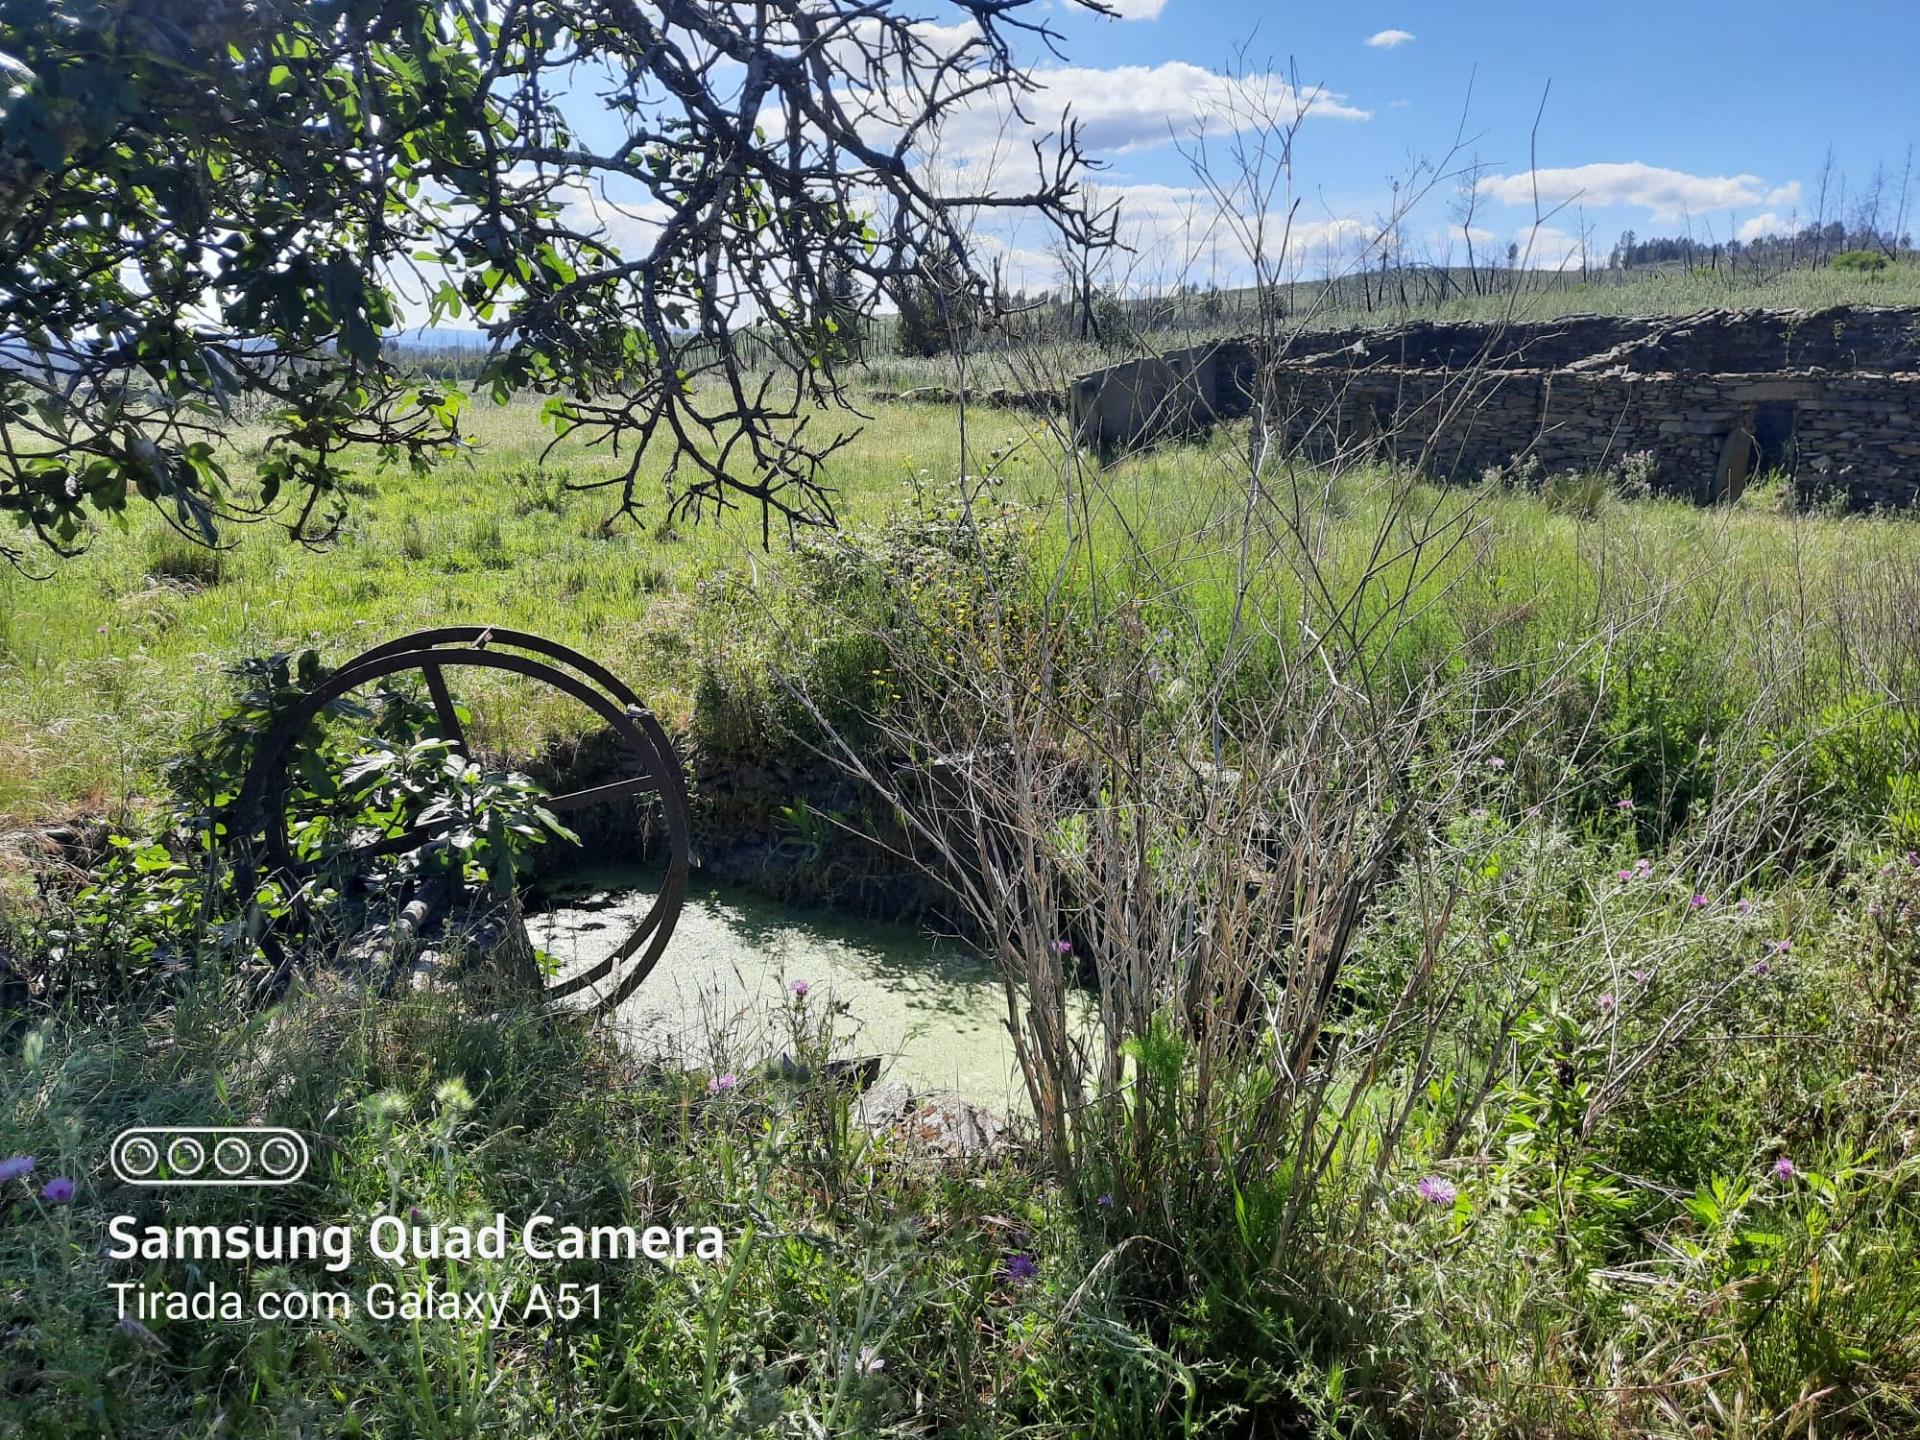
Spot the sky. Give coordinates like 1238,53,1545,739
410,0,1919,329
905,0,1920,290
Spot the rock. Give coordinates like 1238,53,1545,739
855,1080,915,1129
853,1081,1011,1158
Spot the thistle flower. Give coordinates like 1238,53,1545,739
1751,960,1771,977
39,1177,74,1205
707,1072,739,1095
0,1155,35,1185
1596,992,1616,1015
1415,1175,1457,1206
1002,1252,1039,1283
1772,1157,1796,1180
1689,894,1709,909
1096,1192,1115,1208
788,979,811,998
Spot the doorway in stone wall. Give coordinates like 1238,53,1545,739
1752,401,1798,479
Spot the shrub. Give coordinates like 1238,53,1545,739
1832,249,1892,275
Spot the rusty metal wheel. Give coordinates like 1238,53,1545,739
230,626,689,1012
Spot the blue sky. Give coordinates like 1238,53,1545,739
932,0,1920,288
472,0,1917,324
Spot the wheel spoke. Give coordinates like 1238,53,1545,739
322,817,457,868
422,664,465,750
542,773,660,813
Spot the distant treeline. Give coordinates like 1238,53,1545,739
1611,221,1913,273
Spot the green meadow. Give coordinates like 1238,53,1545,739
6,327,1920,1436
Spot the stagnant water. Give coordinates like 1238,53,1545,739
526,865,1084,1109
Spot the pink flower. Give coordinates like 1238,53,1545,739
1735,899,1753,916
1415,1175,1457,1206
1487,757,1507,771
1615,798,1635,812
1772,1157,1796,1180
788,979,811,998
1596,992,1616,1015
707,1072,739,1095
1689,894,1709,909
1048,939,1072,957
1770,939,1791,955
1618,869,1634,882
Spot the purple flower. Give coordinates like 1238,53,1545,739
1634,858,1654,876
1414,1175,1457,1206
39,1177,74,1205
788,979,811,998
1630,968,1652,985
1772,1157,1796,1180
1689,894,1709,910
1770,938,1791,955
854,1346,885,1376
1751,960,1772,978
1001,1251,1039,1283
1048,939,1072,957
707,1072,739,1095
1096,1192,1115,1208
1596,992,1616,1015
1615,798,1635,812
1618,869,1634,882
1735,899,1753,916
0,1155,35,1185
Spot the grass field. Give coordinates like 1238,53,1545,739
6,300,1920,1435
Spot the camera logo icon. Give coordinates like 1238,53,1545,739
111,1127,309,1187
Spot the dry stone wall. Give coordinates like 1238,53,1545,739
1070,306,1920,510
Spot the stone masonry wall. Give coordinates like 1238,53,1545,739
1068,306,1920,510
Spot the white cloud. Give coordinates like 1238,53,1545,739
1738,212,1792,242
1365,29,1416,48
1389,98,1412,109
1764,181,1802,209
1511,225,1595,271
1104,0,1169,17
1062,180,1377,290
1018,62,1367,154
1475,161,1782,223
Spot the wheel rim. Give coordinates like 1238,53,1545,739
230,628,690,1013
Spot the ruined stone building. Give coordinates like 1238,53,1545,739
1068,306,1920,509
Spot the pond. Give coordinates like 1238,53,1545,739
527,866,1086,1109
